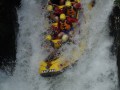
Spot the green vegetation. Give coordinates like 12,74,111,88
114,0,120,6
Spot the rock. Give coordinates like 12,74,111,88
109,5,120,86
0,0,21,74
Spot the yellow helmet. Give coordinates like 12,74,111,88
60,14,66,21
45,35,52,41
65,1,72,7
62,34,69,42
47,5,53,11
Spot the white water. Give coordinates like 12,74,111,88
0,0,118,90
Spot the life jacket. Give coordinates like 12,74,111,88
73,3,81,9
58,5,64,9
67,16,78,23
51,22,61,33
66,7,76,17
54,5,65,15
76,0,81,2
52,39,62,48
60,20,71,30
51,22,58,29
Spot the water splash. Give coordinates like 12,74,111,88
0,0,118,90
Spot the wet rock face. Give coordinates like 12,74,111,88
109,6,120,86
0,0,21,73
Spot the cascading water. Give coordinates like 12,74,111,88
0,0,118,90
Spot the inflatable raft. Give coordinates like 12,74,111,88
39,0,87,77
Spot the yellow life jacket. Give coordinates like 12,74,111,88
75,0,81,3
52,23,58,27
58,5,65,9
52,39,62,48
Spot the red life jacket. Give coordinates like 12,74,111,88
66,16,78,23
73,3,81,9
